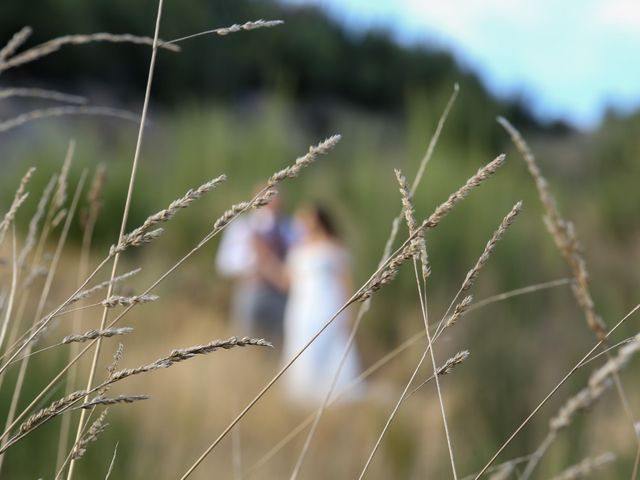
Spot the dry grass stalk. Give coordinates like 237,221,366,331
69,12,171,476
82,163,107,227
17,175,56,267
518,334,640,479
212,189,278,231
109,337,272,383
360,155,507,303
549,452,615,480
499,117,640,474
54,140,75,211
51,209,67,228
0,26,32,62
291,154,504,479
22,265,48,289
588,333,640,388
406,350,470,399
498,117,605,338
0,173,87,470
0,32,180,73
7,337,267,448
445,296,473,329
395,169,429,277
0,87,87,104
62,328,133,344
70,410,109,460
474,304,640,479
78,394,149,409
117,175,227,250
165,19,284,45
423,154,506,230
69,269,142,304
18,390,88,435
100,294,158,308
107,344,124,378
411,250,458,479
0,167,36,246
284,88,461,479
357,242,416,301
267,135,341,187
0,106,139,134
461,201,522,292
487,463,515,480
108,228,164,255
395,169,418,233
105,443,118,480
249,279,575,477
437,350,470,376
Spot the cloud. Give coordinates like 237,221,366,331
282,0,640,128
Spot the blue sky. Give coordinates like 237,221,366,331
282,0,640,130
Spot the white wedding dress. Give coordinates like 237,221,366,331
282,240,362,405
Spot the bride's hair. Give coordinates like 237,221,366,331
312,204,340,239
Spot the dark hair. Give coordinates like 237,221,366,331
313,204,339,238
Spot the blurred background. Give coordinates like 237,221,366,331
1,0,639,478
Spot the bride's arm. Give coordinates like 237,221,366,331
255,238,290,293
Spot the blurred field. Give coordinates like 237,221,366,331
1,4,640,479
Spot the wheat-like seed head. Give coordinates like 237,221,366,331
461,201,522,292
100,294,158,308
0,26,32,63
70,409,109,460
63,328,133,344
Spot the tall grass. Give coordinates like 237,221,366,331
1,7,639,480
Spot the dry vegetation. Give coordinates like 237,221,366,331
0,3,639,479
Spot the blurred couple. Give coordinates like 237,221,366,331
215,193,362,405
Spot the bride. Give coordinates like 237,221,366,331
257,204,362,405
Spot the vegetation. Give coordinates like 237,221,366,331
0,2,639,479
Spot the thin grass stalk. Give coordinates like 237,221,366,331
54,406,101,480
250,278,571,478
0,32,179,73
104,443,118,480
231,400,242,480
181,154,506,480
548,452,615,480
0,87,86,104
473,304,640,479
632,447,640,480
413,260,457,479
56,164,106,471
0,26,32,63
67,2,165,478
287,168,418,478
180,235,420,479
0,178,57,392
357,348,430,480
164,19,284,45
0,229,18,354
459,453,537,480
0,152,77,373
0,106,139,134
519,432,556,480
499,116,640,470
2,338,264,452
360,201,522,478
0,167,35,248
245,278,564,477
0,183,276,444
434,201,522,340
0,171,86,473
286,87,459,474
0,145,70,363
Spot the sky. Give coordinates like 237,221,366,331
282,0,640,130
